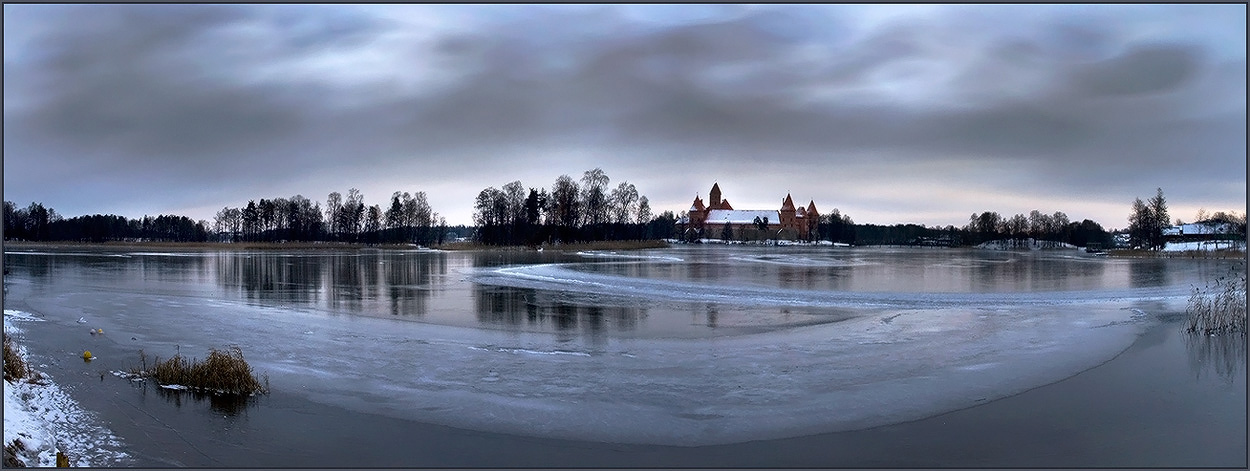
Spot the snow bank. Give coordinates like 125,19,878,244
3,310,130,467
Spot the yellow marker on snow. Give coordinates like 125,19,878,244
82,350,93,360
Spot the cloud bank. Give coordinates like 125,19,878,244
4,4,1245,226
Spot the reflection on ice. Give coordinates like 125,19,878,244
1185,332,1247,382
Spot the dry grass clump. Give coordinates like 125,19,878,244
132,346,268,395
4,440,26,468
1185,269,1247,335
3,335,29,382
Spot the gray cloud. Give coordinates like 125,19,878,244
3,4,1244,225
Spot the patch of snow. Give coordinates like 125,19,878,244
469,345,593,357
4,311,44,337
1162,240,1246,252
3,331,130,467
576,251,683,262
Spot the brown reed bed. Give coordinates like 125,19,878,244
130,346,268,396
3,334,29,382
1185,268,1247,336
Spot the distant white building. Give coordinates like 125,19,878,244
1163,221,1239,238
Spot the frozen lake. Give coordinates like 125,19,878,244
2,245,1244,466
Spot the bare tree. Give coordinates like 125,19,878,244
325,191,343,238
609,181,639,225
636,196,652,225
580,168,610,227
549,174,581,230
502,181,527,227
365,205,382,242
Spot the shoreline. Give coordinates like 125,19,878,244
5,239,1245,259
1106,248,1246,259
1,239,669,253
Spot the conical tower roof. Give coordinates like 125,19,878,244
807,200,818,215
781,193,796,211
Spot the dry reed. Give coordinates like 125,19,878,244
3,335,29,382
132,346,268,395
1185,268,1247,335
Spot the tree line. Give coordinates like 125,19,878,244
4,201,210,242
472,168,680,245
213,189,448,245
7,185,1241,249
960,209,1112,247
4,186,449,245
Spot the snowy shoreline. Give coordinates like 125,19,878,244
3,309,129,467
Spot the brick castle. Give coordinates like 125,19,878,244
681,183,819,241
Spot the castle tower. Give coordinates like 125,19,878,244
779,194,797,230
806,200,820,239
709,183,722,209
689,195,707,228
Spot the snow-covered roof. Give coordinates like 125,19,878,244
705,209,779,225
1163,222,1237,236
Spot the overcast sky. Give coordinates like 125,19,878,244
4,4,1246,228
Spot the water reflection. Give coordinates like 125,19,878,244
212,252,447,316
1129,259,1171,288
9,253,55,279
216,255,323,305
1184,332,1247,382
132,255,212,284
471,283,643,340
152,384,259,416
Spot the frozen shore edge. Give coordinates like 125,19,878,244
3,309,129,467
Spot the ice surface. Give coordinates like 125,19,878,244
475,263,1189,309
2,249,1212,447
51,284,1165,446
